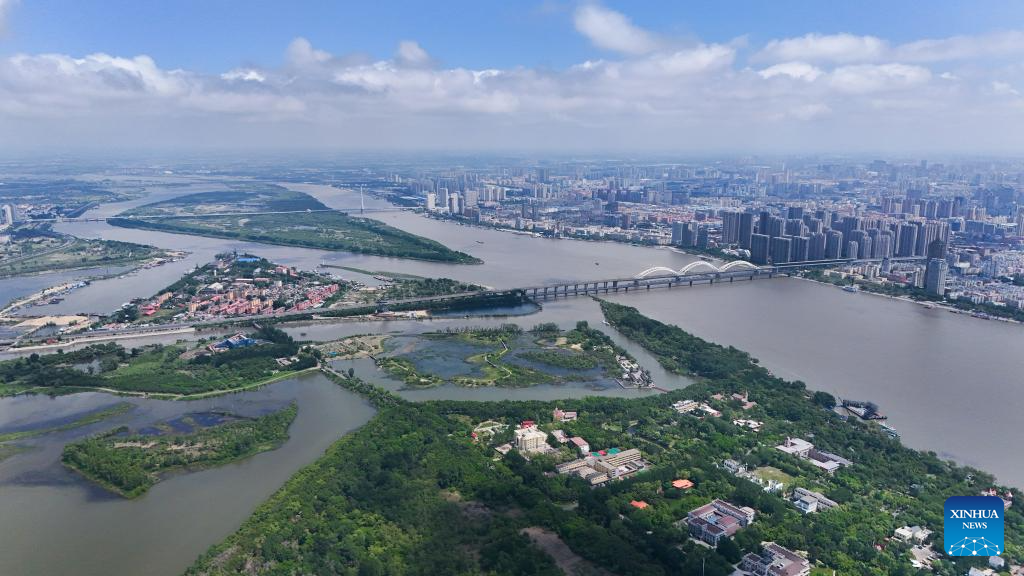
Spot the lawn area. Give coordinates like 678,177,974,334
752,466,795,487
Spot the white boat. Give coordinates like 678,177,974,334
842,285,859,293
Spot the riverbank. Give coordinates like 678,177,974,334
1,326,197,355
795,273,1022,325
0,249,188,317
0,402,133,442
19,366,322,401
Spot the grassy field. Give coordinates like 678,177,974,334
121,185,326,217
752,466,795,487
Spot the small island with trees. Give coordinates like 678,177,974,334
62,403,298,498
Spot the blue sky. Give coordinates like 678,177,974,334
5,0,1023,72
2,1,1024,153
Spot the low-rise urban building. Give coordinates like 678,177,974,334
672,399,699,414
893,525,932,544
555,447,648,486
791,487,838,514
685,499,756,546
672,478,694,490
733,419,763,431
739,542,811,576
552,407,577,422
570,436,590,455
776,437,852,474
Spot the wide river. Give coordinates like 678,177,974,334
1,178,1022,575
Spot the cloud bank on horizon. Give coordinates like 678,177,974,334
1,2,1024,153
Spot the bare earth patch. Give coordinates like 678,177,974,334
520,526,611,576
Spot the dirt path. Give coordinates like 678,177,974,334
520,527,610,576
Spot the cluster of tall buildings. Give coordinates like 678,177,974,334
717,208,951,267
425,186,507,218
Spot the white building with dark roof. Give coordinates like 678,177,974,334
740,542,810,576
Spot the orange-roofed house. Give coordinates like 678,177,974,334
673,479,695,490
630,500,650,510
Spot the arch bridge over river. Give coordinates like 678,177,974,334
520,256,925,299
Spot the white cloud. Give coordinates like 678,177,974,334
286,37,332,67
893,31,1024,62
2,29,1024,153
573,4,659,55
829,63,931,93
756,33,887,64
221,68,266,82
396,40,432,67
634,44,735,76
758,30,1024,65
758,61,823,82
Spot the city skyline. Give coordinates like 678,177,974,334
4,1,1024,153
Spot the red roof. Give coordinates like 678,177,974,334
672,479,694,490
630,500,650,509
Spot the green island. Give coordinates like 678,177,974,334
187,304,1020,576
116,185,326,217
0,226,177,278
108,186,481,263
62,403,298,498
0,327,319,398
376,322,642,389
357,276,486,303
